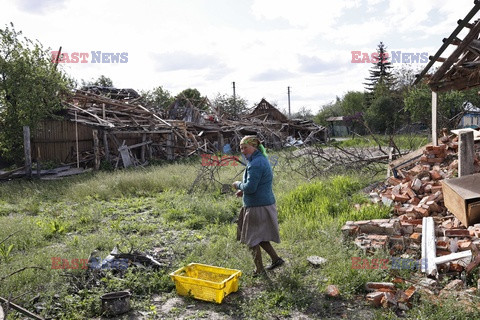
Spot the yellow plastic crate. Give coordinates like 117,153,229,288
170,263,242,304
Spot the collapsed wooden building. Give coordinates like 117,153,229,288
31,88,326,168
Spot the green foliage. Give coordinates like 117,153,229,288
82,74,113,87
140,85,174,113
0,154,474,319
364,95,400,134
278,175,389,238
0,23,72,162
212,93,248,119
335,134,428,151
177,88,209,110
364,41,394,94
37,218,67,238
314,97,342,126
404,83,480,130
0,242,14,262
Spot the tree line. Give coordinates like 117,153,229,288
314,42,480,135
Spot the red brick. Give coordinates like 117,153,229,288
413,206,429,217
410,233,422,242
458,240,472,251
449,263,464,272
366,292,384,307
393,193,410,203
365,282,395,292
404,286,416,301
430,170,443,180
444,229,470,237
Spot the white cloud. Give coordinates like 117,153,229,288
15,0,68,14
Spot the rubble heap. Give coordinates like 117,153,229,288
341,132,480,309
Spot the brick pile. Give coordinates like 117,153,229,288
341,135,480,308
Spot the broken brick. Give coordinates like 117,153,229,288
444,229,470,237
366,291,384,307
365,282,395,292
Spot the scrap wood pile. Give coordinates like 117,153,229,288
58,88,326,167
341,131,480,310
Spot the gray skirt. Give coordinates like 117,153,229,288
236,204,280,247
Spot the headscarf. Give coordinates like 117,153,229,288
240,135,268,158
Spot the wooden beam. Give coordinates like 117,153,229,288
430,19,480,83
414,2,480,85
429,56,447,62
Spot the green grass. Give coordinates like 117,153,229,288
0,151,478,319
333,133,429,151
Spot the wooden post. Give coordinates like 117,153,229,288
166,132,174,160
141,133,146,163
386,147,393,178
75,111,80,168
93,129,100,170
103,130,110,162
459,130,474,177
36,147,41,179
148,134,153,159
23,126,32,179
432,91,438,146
218,132,224,152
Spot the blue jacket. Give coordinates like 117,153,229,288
237,150,275,207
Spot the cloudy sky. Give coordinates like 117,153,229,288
1,0,479,113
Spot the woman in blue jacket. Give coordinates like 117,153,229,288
232,135,284,276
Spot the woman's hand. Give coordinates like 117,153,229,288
232,181,241,189
235,190,243,198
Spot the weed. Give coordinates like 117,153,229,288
0,243,14,262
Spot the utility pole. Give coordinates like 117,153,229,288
287,86,291,118
232,81,237,118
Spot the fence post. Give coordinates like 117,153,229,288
23,126,32,179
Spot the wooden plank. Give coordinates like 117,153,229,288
389,143,431,169
442,173,480,226
468,201,480,227
442,179,468,226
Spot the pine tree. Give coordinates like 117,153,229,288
363,41,394,104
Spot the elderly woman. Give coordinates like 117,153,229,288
232,135,284,276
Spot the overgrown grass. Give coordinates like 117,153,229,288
334,133,429,151
0,151,478,319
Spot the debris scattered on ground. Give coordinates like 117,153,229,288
342,129,480,308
